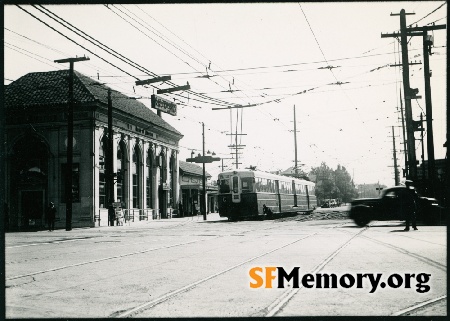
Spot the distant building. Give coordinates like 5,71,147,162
356,183,387,198
178,161,217,216
5,70,183,230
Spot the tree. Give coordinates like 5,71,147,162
310,162,358,204
334,165,358,202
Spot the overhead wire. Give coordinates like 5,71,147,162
10,5,235,159
105,4,236,108
25,4,235,109
408,1,447,27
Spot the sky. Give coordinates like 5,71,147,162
4,2,447,187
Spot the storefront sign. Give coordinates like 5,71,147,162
151,94,177,116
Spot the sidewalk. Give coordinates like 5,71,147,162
99,212,225,228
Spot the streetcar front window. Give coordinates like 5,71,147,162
232,176,239,193
219,179,230,193
241,177,253,193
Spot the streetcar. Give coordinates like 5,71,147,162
217,170,317,220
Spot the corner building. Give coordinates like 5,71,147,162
5,70,183,230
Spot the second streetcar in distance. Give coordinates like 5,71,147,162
217,170,317,220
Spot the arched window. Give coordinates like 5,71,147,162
99,136,107,208
132,145,141,209
117,142,127,206
146,148,153,208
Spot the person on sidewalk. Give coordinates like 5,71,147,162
46,202,56,231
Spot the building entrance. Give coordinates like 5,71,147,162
21,190,45,227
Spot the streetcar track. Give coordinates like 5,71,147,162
359,235,446,271
314,224,447,317
5,223,286,281
5,236,98,249
115,221,350,317
5,238,208,281
16,233,270,299
337,227,446,272
5,216,197,250
392,295,447,316
115,230,322,318
263,224,370,317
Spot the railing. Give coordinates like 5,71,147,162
97,207,175,226
122,208,161,223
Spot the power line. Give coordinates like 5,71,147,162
20,5,234,109
408,1,447,27
17,5,138,79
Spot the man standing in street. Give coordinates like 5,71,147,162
46,202,56,231
402,180,418,231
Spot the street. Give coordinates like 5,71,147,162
5,209,447,318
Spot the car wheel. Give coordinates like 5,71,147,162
354,216,370,227
351,207,371,227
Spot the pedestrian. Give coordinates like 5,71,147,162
46,202,56,231
402,180,418,231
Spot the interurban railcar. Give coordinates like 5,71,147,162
217,170,317,220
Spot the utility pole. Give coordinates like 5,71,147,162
392,126,400,186
186,123,220,221
202,122,206,220
399,91,408,177
382,10,418,181
293,105,299,178
383,14,445,189
227,133,245,169
220,158,234,171
54,56,89,231
107,89,115,226
419,113,426,180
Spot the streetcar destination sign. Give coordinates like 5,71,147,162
151,94,177,116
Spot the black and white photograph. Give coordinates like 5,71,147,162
2,1,448,318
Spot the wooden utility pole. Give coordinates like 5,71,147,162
383,13,445,189
382,10,419,181
202,122,206,220
186,124,220,221
293,105,298,178
227,133,246,169
419,113,426,180
392,126,400,186
107,89,115,226
399,91,408,177
54,56,89,231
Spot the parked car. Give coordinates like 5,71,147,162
321,199,336,208
349,186,442,227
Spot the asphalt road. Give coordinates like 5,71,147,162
5,210,447,318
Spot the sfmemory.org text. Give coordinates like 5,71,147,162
249,267,431,293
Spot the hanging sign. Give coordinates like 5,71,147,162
151,94,177,116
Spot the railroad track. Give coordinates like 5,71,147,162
6,218,445,317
